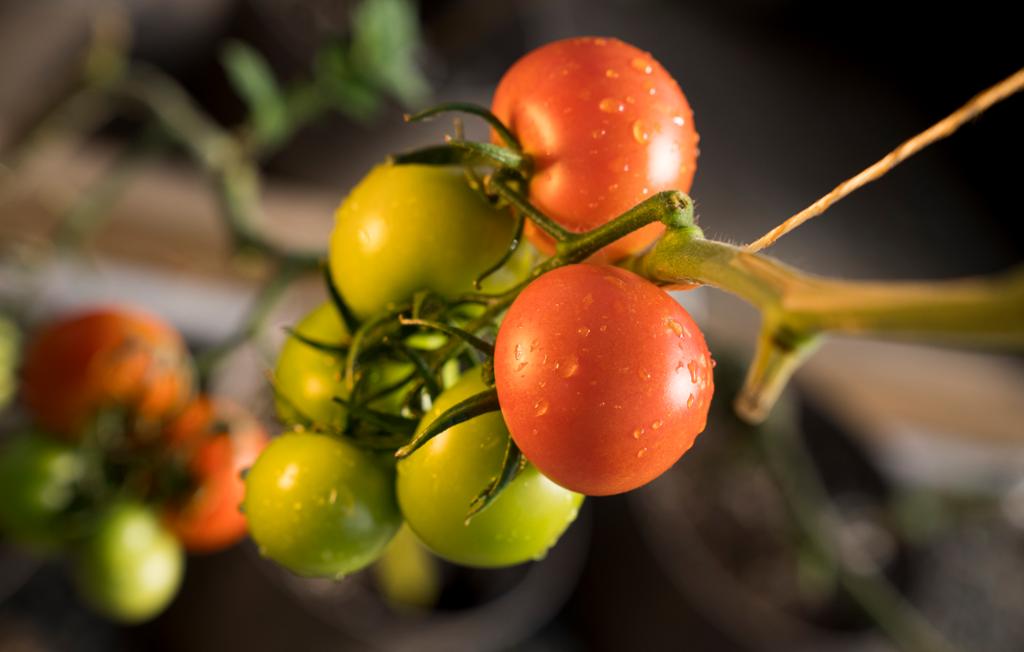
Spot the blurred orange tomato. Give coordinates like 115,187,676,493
20,307,194,437
161,396,269,553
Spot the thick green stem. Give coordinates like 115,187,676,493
641,227,1024,422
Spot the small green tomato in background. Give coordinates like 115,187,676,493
274,302,412,431
73,502,184,623
328,163,531,319
397,368,584,568
0,432,84,551
244,432,401,578
0,314,19,410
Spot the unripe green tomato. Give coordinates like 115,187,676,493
328,163,529,319
244,432,401,578
73,502,184,623
274,302,412,431
397,368,583,568
0,432,84,551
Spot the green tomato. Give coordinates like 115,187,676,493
0,314,19,410
0,432,84,551
73,502,184,623
328,163,531,319
397,367,583,568
274,302,412,431
244,432,401,578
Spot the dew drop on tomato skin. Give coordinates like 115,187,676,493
491,37,698,263
494,265,713,496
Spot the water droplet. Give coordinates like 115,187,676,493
514,344,523,361
641,187,650,195
672,115,685,127
632,120,650,144
710,357,717,368
604,274,626,288
539,379,546,388
651,420,663,430
632,427,644,440
608,183,619,192
687,360,699,384
599,324,608,332
637,368,651,381
515,361,528,372
560,356,579,378
534,398,549,416
631,57,653,74
625,95,636,104
665,318,684,336
605,68,619,78
577,326,591,337
687,393,695,409
598,97,625,113
648,86,657,96
637,447,648,458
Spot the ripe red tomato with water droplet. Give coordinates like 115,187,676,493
492,36,699,263
494,264,713,495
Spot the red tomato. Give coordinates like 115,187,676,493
161,396,268,553
494,264,713,495
492,37,699,262
20,308,193,437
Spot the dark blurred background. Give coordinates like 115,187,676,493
1,1,1022,651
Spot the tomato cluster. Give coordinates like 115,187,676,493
246,36,713,581
0,307,268,622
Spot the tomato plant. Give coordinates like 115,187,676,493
73,502,184,623
328,163,529,319
161,396,269,553
397,367,583,567
0,432,84,550
20,308,194,437
491,36,699,263
494,264,713,495
243,432,401,577
273,302,412,431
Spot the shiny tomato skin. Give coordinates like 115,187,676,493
20,307,194,437
243,432,401,578
161,396,269,554
73,502,184,623
397,368,583,568
492,36,698,262
494,264,713,495
0,432,84,551
329,164,525,319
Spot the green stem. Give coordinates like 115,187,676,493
640,227,1024,422
110,64,322,269
758,401,959,652
404,102,521,151
487,176,573,243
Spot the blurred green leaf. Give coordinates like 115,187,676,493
221,40,290,148
350,0,430,108
313,44,381,121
